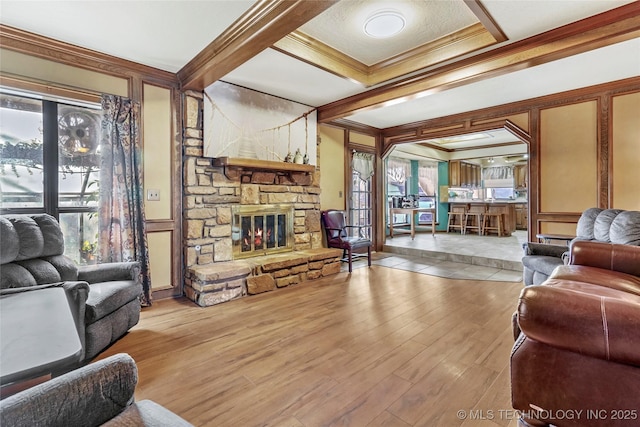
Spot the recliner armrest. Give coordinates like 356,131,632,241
0,353,137,427
61,280,90,359
522,242,567,258
78,261,141,284
517,285,640,367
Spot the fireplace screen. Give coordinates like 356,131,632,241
231,204,294,259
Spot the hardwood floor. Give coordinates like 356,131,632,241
97,265,524,427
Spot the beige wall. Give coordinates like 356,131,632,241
143,83,173,220
612,92,640,210
0,49,128,97
319,125,345,210
147,231,173,290
349,131,376,147
539,101,598,213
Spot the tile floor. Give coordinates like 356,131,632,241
341,229,528,283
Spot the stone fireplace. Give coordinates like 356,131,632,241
181,91,342,307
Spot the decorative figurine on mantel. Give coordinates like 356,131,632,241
303,152,309,164
284,151,293,163
293,148,304,164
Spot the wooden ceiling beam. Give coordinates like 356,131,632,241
178,0,338,91
317,2,640,123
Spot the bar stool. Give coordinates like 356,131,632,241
447,204,467,233
464,205,485,235
483,205,504,236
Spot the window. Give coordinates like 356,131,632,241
417,161,438,224
350,151,375,240
0,92,102,264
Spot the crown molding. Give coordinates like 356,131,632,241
0,24,177,86
274,23,499,87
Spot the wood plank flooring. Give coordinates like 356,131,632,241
97,265,524,427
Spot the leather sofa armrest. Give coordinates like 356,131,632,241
517,285,640,367
0,353,137,426
78,261,141,284
522,241,567,258
569,240,640,276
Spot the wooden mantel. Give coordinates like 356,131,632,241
212,157,315,174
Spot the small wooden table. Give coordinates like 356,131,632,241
1,287,82,388
389,208,436,240
536,233,575,245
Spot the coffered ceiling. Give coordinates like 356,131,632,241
0,0,639,134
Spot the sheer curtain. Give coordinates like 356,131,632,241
352,151,375,180
418,161,438,195
99,94,152,306
387,157,411,186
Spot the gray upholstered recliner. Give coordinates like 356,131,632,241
522,208,640,285
0,353,193,427
0,214,142,362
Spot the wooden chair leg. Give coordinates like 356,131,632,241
367,246,371,267
348,248,353,273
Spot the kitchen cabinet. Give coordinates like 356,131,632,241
515,203,528,230
514,164,528,189
449,161,481,187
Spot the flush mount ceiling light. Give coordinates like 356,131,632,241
363,10,406,38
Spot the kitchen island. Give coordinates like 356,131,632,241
448,200,519,236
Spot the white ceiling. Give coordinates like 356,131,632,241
297,0,478,65
0,0,638,132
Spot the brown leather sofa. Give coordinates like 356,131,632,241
511,240,640,427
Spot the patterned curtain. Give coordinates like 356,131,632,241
99,94,152,306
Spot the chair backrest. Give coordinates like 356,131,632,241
1,214,79,289
321,210,347,243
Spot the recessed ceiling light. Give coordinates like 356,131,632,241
363,10,406,38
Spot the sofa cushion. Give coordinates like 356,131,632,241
45,255,79,281
575,207,602,240
86,281,142,323
32,214,65,257
549,265,640,296
0,217,19,264
610,210,640,245
593,209,623,242
0,264,38,289
521,255,564,277
544,278,640,304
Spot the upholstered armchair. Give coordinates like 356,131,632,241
321,209,371,273
0,214,142,362
0,353,193,426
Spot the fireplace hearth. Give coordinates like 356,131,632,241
232,204,294,259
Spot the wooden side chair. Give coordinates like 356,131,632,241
321,210,372,273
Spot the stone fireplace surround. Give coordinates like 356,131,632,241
182,91,342,307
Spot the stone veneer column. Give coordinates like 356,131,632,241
182,91,327,306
